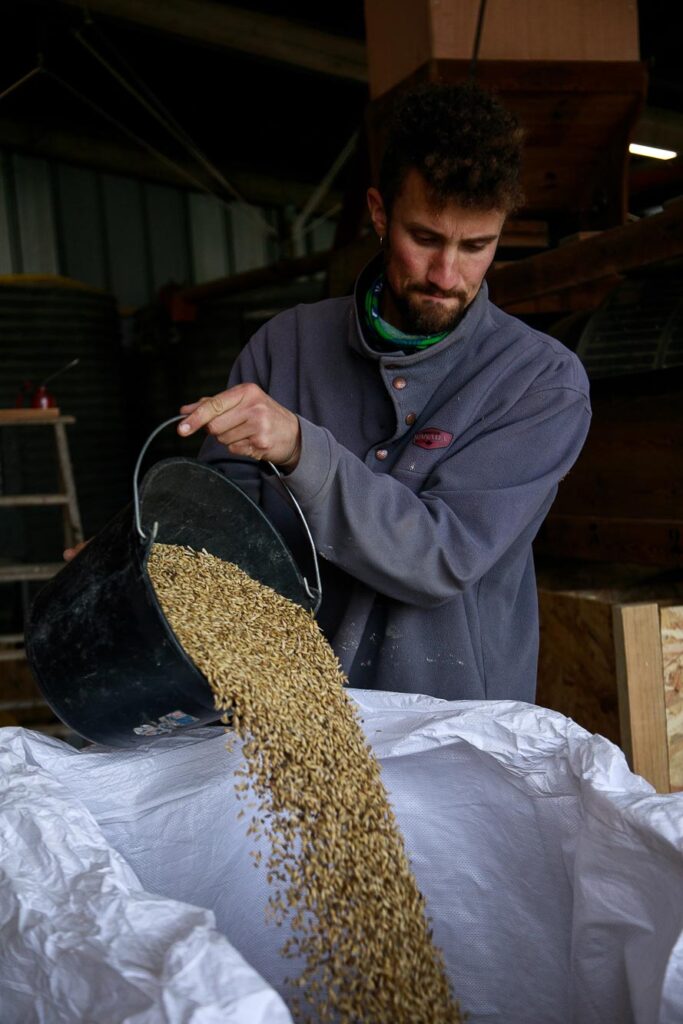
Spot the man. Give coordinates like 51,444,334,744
177,81,591,702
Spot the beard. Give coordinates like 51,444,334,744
384,274,471,336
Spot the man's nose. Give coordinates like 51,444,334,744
427,249,463,293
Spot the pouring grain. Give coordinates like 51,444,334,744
148,543,462,1024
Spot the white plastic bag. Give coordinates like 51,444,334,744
2,690,683,1023
0,735,292,1024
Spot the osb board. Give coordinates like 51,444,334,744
537,589,620,744
662,606,683,792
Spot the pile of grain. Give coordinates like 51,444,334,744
148,543,462,1024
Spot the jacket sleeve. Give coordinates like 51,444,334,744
283,384,591,607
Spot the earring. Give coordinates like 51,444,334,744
379,235,384,247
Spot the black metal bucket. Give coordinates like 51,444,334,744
26,416,321,747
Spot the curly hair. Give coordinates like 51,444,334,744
379,80,525,215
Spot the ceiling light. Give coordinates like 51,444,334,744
629,143,677,160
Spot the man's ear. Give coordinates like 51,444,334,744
366,188,388,240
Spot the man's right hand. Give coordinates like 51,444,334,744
63,540,90,562
178,384,301,470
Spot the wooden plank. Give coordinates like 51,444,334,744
0,495,69,508
0,408,61,423
0,411,76,425
612,603,670,792
0,651,28,664
54,421,84,547
0,563,64,582
489,196,683,306
661,606,683,792
58,0,367,82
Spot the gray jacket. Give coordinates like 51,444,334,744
200,256,591,702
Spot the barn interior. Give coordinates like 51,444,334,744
1,0,683,797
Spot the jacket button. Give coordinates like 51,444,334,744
375,449,388,460
392,376,407,390
405,412,416,425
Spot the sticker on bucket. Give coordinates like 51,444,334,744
134,710,200,736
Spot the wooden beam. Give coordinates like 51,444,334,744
613,603,670,792
170,250,330,318
488,197,683,307
58,0,367,82
502,275,621,316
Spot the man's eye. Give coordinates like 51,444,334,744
414,234,437,245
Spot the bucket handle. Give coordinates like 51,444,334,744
133,415,323,613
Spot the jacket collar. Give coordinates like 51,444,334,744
349,251,490,364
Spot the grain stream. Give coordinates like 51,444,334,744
148,543,462,1024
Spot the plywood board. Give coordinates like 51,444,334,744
661,606,683,792
537,589,620,744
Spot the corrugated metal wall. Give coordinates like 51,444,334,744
0,149,335,637
0,150,336,306
0,280,127,559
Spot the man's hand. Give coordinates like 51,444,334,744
178,384,301,470
64,540,90,562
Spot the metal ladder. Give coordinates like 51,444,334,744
0,410,83,664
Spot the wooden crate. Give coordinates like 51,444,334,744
538,574,683,792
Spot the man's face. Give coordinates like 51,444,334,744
367,169,506,335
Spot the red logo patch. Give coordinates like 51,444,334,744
412,427,453,450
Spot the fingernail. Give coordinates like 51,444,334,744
179,422,191,435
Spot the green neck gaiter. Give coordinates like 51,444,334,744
365,274,448,350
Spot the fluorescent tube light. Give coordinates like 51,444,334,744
629,143,677,160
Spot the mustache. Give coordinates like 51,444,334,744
407,284,468,302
